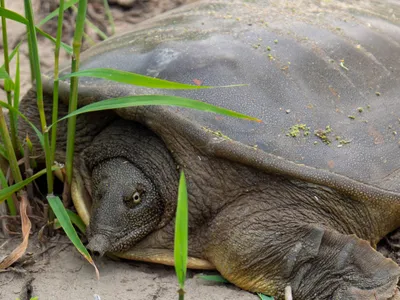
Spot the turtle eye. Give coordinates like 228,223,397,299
123,190,143,208
132,191,141,204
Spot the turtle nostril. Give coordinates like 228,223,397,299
86,234,111,257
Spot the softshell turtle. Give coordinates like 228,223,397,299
15,0,400,299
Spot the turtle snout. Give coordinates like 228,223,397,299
86,234,111,257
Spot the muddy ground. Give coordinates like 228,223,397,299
0,0,258,299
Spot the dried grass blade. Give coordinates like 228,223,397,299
0,191,31,269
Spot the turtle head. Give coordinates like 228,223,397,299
86,157,163,256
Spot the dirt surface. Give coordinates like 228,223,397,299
0,236,256,300
0,0,257,299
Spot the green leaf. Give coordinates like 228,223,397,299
4,78,14,92
8,41,21,62
66,210,86,234
0,7,72,54
76,11,107,40
197,274,230,283
54,209,86,234
0,65,14,92
13,50,21,110
0,166,59,202
51,95,260,128
47,195,98,277
103,0,115,34
37,0,79,26
0,66,11,80
0,41,22,72
174,171,189,290
36,27,72,54
0,144,8,160
257,293,274,300
59,68,245,90
0,7,28,24
0,168,16,215
0,101,44,147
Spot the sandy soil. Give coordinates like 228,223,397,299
0,236,256,300
0,0,257,299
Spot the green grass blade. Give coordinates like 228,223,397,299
65,0,87,184
0,7,72,54
0,109,22,183
60,68,246,90
257,293,274,300
103,0,115,35
47,195,98,277
0,65,15,91
0,41,22,72
0,66,11,79
71,5,107,40
0,101,44,147
1,0,19,152
36,27,72,54
50,0,64,165
50,95,260,128
66,209,86,233
37,0,79,26
38,0,104,44
25,0,53,193
7,41,20,61
0,7,28,24
0,168,16,215
12,50,21,154
197,274,229,283
54,209,86,234
174,171,189,290
0,166,59,202
0,144,7,160
14,50,21,111
84,15,107,40
3,77,14,92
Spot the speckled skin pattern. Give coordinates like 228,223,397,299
15,0,400,299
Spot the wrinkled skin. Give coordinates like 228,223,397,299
9,0,400,299
87,157,163,256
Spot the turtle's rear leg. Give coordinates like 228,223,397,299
205,210,400,299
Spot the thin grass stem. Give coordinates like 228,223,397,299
71,5,107,40
13,51,20,121
65,0,88,184
13,50,22,155
103,0,115,35
68,7,95,47
24,0,53,194
51,0,65,164
0,109,22,183
0,0,19,152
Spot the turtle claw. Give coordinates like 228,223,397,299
207,222,400,300
293,228,400,300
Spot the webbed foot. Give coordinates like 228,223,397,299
207,222,400,299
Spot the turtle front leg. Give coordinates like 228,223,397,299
204,206,400,299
